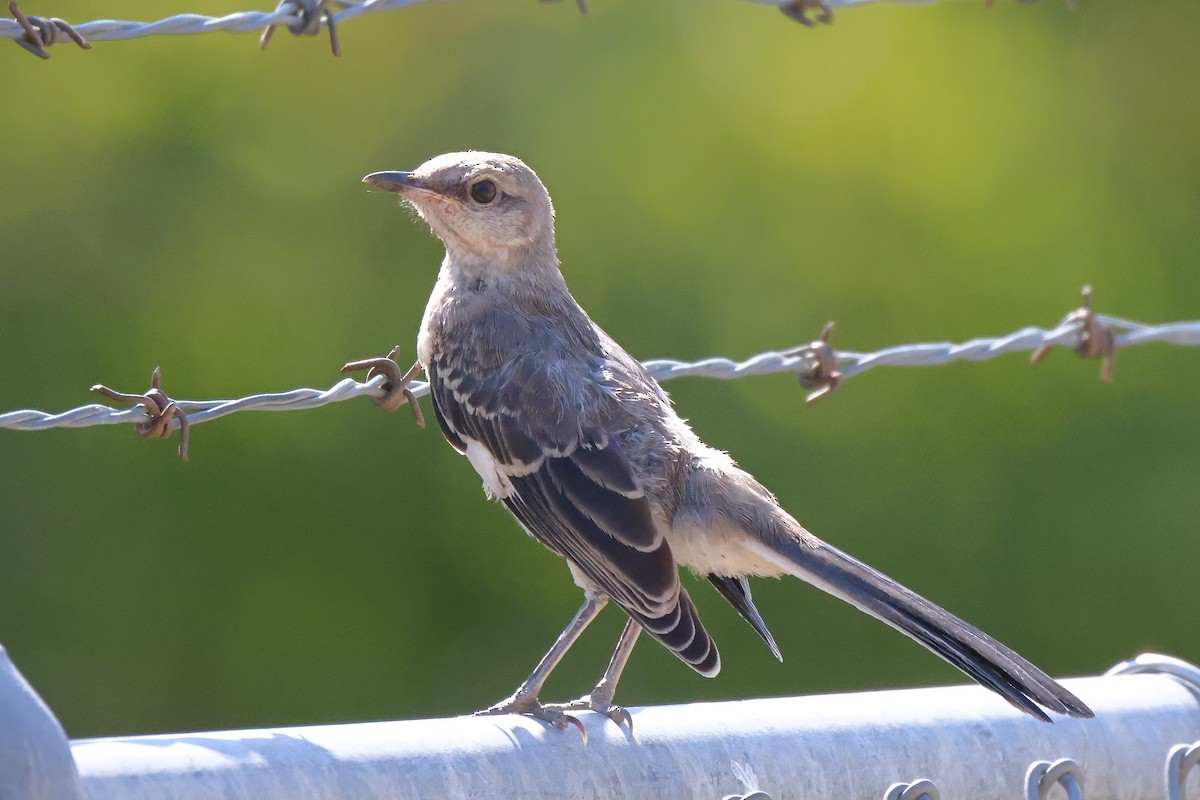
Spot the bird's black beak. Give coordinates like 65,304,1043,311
362,171,418,194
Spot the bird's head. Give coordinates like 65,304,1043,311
364,151,557,270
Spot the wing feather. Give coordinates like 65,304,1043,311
426,344,720,676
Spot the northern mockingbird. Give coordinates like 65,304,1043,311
363,152,1093,733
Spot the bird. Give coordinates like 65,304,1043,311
362,151,1094,733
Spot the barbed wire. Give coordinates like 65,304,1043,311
0,0,1061,58
2,287,1197,460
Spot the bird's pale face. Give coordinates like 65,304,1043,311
364,152,556,266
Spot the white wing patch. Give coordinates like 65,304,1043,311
464,437,515,499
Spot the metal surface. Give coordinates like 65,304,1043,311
0,644,84,800
69,669,1200,800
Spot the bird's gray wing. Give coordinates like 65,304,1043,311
427,349,719,677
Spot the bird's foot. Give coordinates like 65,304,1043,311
473,693,588,742
544,694,633,734
779,0,834,26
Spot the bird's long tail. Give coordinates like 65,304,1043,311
743,533,1094,722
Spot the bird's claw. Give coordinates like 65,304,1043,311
473,695,589,742
544,694,633,734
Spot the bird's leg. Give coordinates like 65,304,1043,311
474,594,607,737
544,618,641,732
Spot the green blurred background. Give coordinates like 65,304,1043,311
1,0,1197,739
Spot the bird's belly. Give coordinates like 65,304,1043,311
666,519,787,578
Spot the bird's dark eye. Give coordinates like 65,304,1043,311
469,180,498,204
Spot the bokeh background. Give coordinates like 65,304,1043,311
0,0,1197,739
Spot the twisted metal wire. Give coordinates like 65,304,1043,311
2,314,1197,436
640,315,1200,381
0,1,424,44
0,0,1056,48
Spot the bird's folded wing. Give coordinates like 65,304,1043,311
427,332,719,675
427,354,676,617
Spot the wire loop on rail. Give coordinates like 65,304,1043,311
721,761,772,800
1025,758,1084,800
1167,742,1200,800
884,779,941,800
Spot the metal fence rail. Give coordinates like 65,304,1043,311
3,651,1198,800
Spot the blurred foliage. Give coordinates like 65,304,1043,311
0,0,1198,739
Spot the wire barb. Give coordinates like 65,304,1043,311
7,0,90,59
795,321,842,404
1030,285,1116,384
984,0,1074,8
341,347,425,427
778,0,834,26
260,0,341,56
90,367,191,462
540,0,590,17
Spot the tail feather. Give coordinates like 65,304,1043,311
745,534,1093,721
629,588,721,678
708,574,782,662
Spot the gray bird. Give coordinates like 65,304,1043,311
363,151,1094,732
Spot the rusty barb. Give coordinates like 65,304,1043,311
780,0,1062,26
91,367,191,462
796,321,842,405
342,346,426,427
1030,285,1116,384
260,0,341,57
984,0,1075,8
7,1,89,59
541,0,590,16
778,0,834,26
